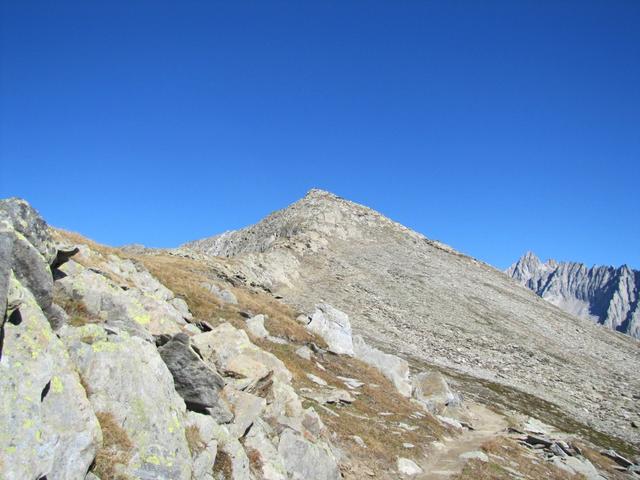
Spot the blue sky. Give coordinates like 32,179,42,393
1,1,638,269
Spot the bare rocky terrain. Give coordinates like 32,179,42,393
2,193,639,480
507,252,640,339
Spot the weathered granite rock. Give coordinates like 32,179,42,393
353,335,412,397
158,333,232,423
201,282,238,304
246,314,269,339
210,423,252,480
56,259,183,338
185,412,219,480
459,450,488,462
295,345,312,360
0,198,57,264
300,303,354,355
278,428,341,480
61,324,192,479
192,323,291,387
397,457,423,476
192,323,307,433
0,275,101,480
413,371,462,413
243,419,287,480
223,385,266,438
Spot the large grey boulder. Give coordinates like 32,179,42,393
278,428,341,480
353,335,412,397
223,386,266,438
61,324,192,480
413,371,462,413
0,275,101,480
158,333,232,423
246,313,270,339
192,323,291,387
300,304,354,355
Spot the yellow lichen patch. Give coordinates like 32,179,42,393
92,340,121,353
51,376,64,393
168,415,180,434
145,454,161,465
133,313,151,325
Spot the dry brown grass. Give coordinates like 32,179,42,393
53,228,120,258
452,437,585,480
256,338,447,472
185,425,206,455
246,446,263,474
212,450,233,478
92,411,134,480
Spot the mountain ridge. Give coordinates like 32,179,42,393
507,252,640,339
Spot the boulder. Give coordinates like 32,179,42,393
192,323,291,386
223,386,266,438
353,335,412,397
201,282,238,304
302,304,354,355
0,275,101,480
246,314,269,339
397,457,423,476
60,324,192,479
278,428,341,480
295,345,312,360
0,198,57,264
170,297,193,320
459,451,488,462
158,333,232,423
413,371,462,413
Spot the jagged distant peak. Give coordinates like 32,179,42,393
507,253,639,339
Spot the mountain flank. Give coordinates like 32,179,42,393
184,189,640,449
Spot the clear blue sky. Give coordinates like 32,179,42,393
1,1,638,269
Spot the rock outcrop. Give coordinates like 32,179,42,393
1,198,343,479
507,251,640,339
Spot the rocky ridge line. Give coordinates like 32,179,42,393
507,252,640,339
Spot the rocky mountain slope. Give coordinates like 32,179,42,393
507,252,640,339
185,189,640,450
2,195,639,480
